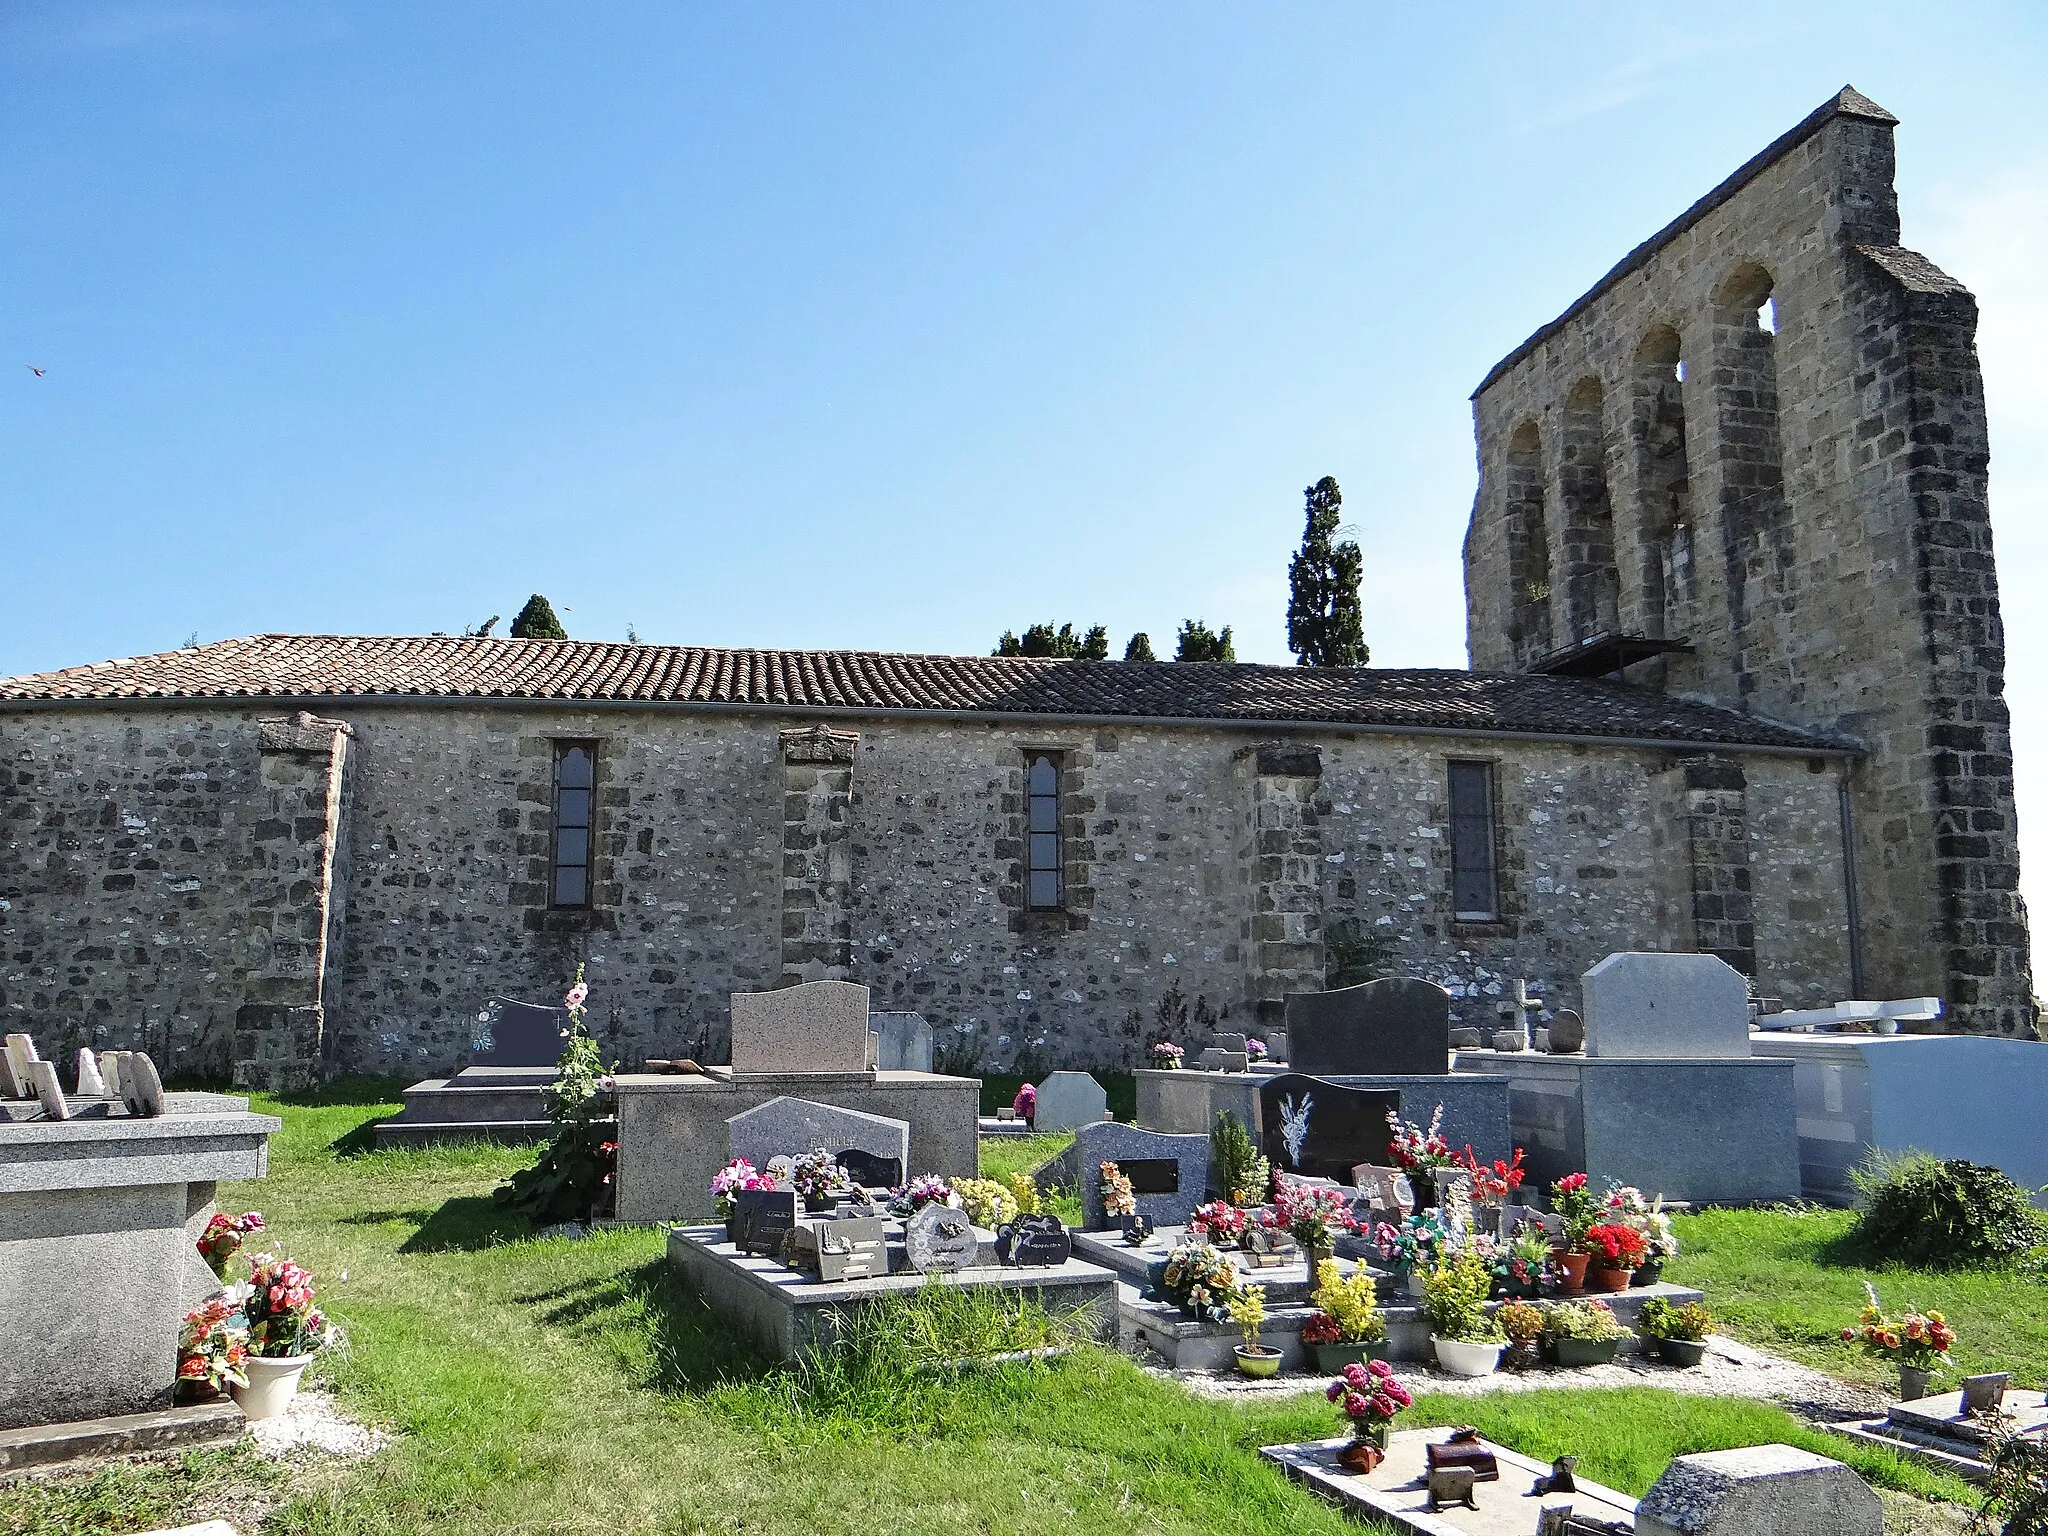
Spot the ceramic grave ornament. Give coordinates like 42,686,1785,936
75,1048,106,1096
121,1052,167,1118
3,1034,38,1098
815,1217,889,1281
1121,1213,1155,1247
98,1050,125,1098
26,1059,69,1120
904,1201,980,1272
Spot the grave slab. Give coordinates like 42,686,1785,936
1034,1071,1109,1133
1261,1430,1640,1536
1582,952,1751,1060
665,1224,1116,1361
726,1096,910,1173
729,980,873,1076
869,1013,934,1073
1287,978,1453,1077
1074,1122,1208,1230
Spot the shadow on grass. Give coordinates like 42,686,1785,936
266,1073,416,1109
387,1194,532,1254
517,1258,775,1394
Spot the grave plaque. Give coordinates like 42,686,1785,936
1196,1049,1249,1073
471,997,570,1067
2,1035,38,1099
904,1202,980,1272
1239,1222,1296,1268
1122,1159,1181,1196
1257,1073,1402,1183
836,1148,903,1190
121,1052,166,1118
816,1217,890,1281
1546,1008,1586,1054
996,1213,1072,1267
729,1188,800,1257
26,1060,69,1120
1352,1164,1416,1219
1285,977,1452,1077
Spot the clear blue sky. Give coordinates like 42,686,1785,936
7,3,2048,901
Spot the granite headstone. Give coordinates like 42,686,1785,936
1581,953,1751,1059
870,1012,934,1073
1257,1072,1403,1183
1033,1070,1109,1133
1546,1008,1585,1054
1285,977,1453,1076
729,980,872,1074
470,997,570,1067
1074,1122,1209,1230
1635,1444,1881,1536
726,1096,910,1173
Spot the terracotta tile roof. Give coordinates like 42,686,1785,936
0,634,1850,751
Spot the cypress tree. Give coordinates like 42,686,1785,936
1123,632,1156,662
1285,476,1368,667
1174,620,1236,662
510,594,569,640
992,623,1109,659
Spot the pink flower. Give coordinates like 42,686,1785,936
1341,1362,1369,1388
1343,1392,1370,1419
1325,1381,1345,1403
565,982,589,1010
1370,1392,1396,1418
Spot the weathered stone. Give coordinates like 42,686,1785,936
1287,978,1453,1076
1582,952,1751,1059
1635,1444,1881,1536
24,1061,67,1120
1033,1071,1109,1133
729,980,871,1075
870,1012,933,1073
725,1096,909,1174
1546,1008,1585,1054
74,1049,105,1096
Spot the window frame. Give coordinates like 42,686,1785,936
549,739,598,911
1024,750,1064,911
1446,758,1501,923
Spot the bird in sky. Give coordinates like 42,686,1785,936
25,365,46,377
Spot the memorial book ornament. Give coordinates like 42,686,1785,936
729,1188,800,1257
995,1214,1071,1267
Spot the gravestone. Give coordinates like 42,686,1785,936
1033,1071,1109,1133
835,1148,903,1189
996,1213,1072,1267
727,1096,909,1175
470,997,570,1067
1257,1072,1403,1183
1214,1033,1247,1054
728,1188,800,1257
121,1052,166,1118
1581,953,1751,1059
25,1060,68,1120
729,980,872,1074
1352,1164,1416,1220
870,1012,934,1073
98,1051,125,1098
904,1201,981,1272
1285,978,1452,1076
1547,1008,1586,1054
1635,1444,1881,1536
1074,1122,1208,1230
75,1049,105,1096
2,1035,37,1098
1263,1029,1288,1062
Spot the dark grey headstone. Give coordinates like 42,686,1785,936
1258,1072,1402,1183
996,1214,1072,1267
836,1148,903,1189
1286,977,1453,1076
472,998,570,1067
1546,1009,1585,1054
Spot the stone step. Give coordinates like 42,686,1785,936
388,1080,552,1123
0,1401,245,1474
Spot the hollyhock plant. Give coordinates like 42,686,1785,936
197,1210,266,1281
243,1254,334,1359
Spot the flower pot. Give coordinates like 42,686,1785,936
1336,1425,1387,1473
1433,1336,1505,1377
1551,1335,1621,1367
1657,1337,1708,1368
231,1352,314,1422
1899,1365,1933,1401
1551,1251,1589,1294
1632,1260,1665,1287
1234,1344,1281,1379
1310,1339,1390,1373
1586,1263,1632,1294
1303,1243,1332,1276
1403,1270,1428,1301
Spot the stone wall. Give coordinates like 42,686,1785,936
1464,91,2032,1033
0,703,1859,1078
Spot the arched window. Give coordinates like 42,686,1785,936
551,741,596,908
1559,377,1619,642
1712,263,1790,574
1026,753,1062,910
1505,422,1553,664
1633,326,1692,640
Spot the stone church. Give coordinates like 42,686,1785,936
0,87,2031,1088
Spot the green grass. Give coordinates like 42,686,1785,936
1669,1205,2048,1390
0,1091,1982,1534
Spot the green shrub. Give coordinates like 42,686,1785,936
1546,1300,1627,1342
1845,1150,2046,1270
1423,1252,1500,1342
1210,1111,1271,1205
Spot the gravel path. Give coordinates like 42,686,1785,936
245,1390,391,1461
1146,1334,1892,1421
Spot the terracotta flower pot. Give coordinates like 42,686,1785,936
1337,1421,1389,1472
1551,1251,1589,1293
1587,1262,1632,1294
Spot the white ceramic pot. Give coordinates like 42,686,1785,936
231,1352,315,1421
1432,1336,1505,1378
